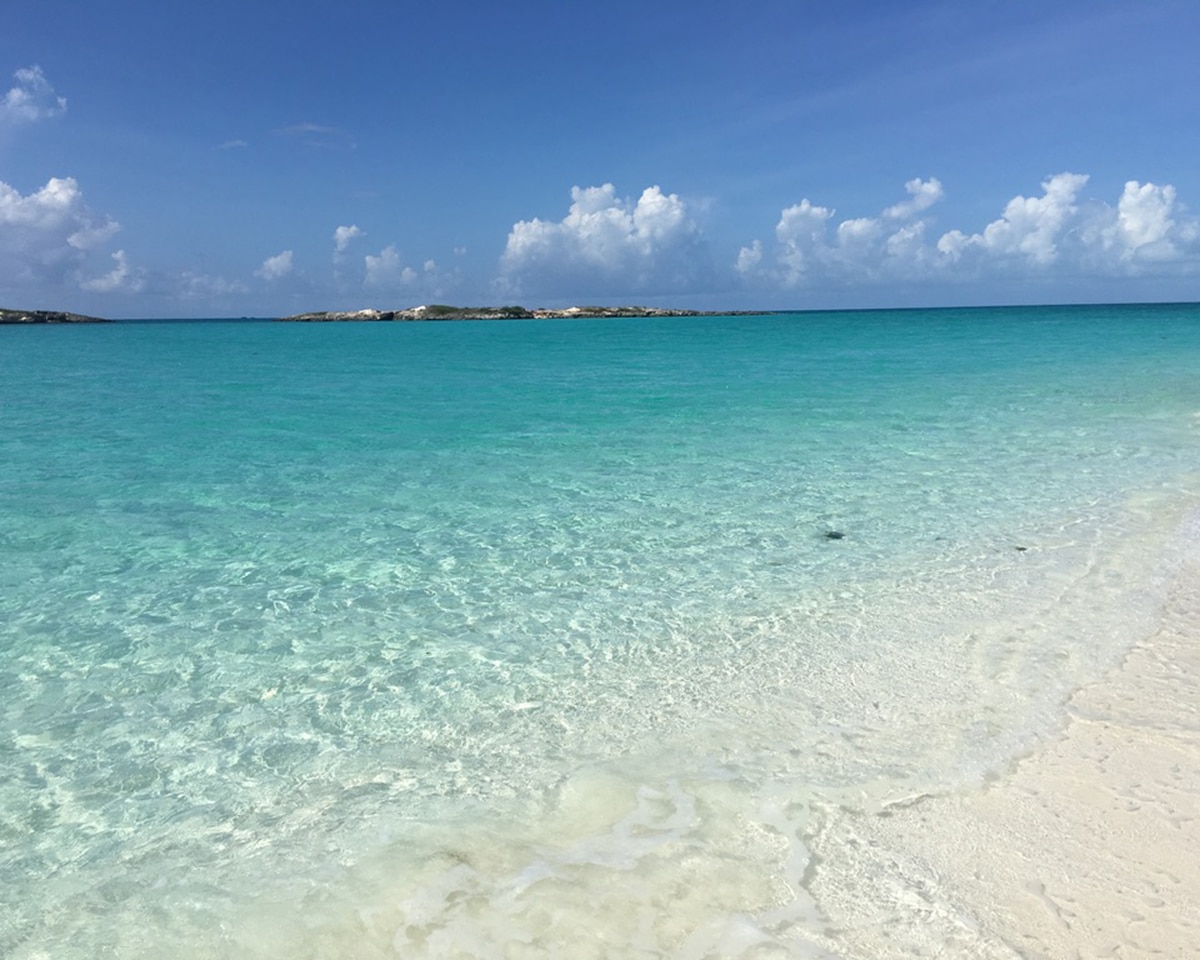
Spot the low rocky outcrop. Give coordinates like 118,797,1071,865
0,307,111,324
281,305,532,322
278,304,770,322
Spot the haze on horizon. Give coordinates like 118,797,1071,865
2,0,1198,318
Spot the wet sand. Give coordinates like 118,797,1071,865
840,540,1200,957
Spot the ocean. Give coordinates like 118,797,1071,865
2,303,1198,957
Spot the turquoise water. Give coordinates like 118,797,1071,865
2,304,1199,957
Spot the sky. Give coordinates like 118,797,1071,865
2,0,1199,317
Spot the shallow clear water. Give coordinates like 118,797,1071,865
2,304,1199,957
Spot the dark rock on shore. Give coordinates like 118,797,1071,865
0,307,111,324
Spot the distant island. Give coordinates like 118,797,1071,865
278,304,774,322
0,307,111,324
1,303,776,324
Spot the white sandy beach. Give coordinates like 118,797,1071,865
825,538,1200,958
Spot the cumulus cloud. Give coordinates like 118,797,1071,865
739,173,1200,292
771,199,836,283
255,249,294,281
68,217,120,250
82,249,144,293
738,179,948,288
883,177,944,220
938,172,1088,265
499,183,709,298
1,65,66,124
362,245,453,296
0,176,121,288
735,239,763,275
364,244,416,286
1,177,91,232
737,184,938,287
333,224,363,258
1089,180,1199,264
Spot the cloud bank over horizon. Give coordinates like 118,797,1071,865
486,173,1199,306
2,166,1197,313
735,174,1200,296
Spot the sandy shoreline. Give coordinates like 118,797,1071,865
826,527,1200,957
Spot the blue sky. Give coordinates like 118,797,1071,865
2,0,1198,317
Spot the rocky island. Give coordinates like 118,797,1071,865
278,304,771,322
0,307,110,324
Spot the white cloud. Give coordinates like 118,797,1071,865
360,245,457,298
885,221,926,259
741,180,945,289
364,244,416,286
946,172,1089,265
500,183,708,298
0,176,121,289
834,217,887,271
735,239,763,276
1,177,87,230
68,217,120,250
179,271,248,300
1088,180,1199,265
773,199,835,284
82,250,144,293
883,177,944,220
740,173,1200,293
255,249,294,281
333,224,363,258
1,65,66,124
934,229,971,261
1115,181,1175,251
777,199,835,245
